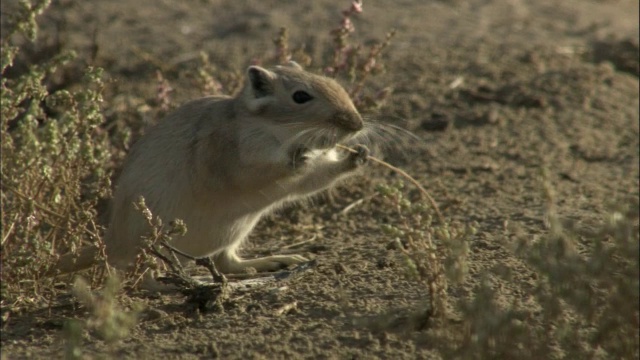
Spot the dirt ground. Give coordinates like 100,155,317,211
1,0,639,358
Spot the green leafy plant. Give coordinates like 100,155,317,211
1,0,113,309
376,181,473,321
68,275,142,355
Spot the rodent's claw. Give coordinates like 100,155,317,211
291,145,310,169
349,144,369,167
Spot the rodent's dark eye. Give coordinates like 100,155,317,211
292,90,313,104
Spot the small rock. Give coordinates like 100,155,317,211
421,112,450,132
144,308,168,321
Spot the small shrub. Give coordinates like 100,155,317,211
127,196,189,285
1,0,113,309
69,275,142,351
269,0,395,112
443,173,640,359
376,181,473,321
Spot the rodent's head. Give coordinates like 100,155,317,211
239,62,364,149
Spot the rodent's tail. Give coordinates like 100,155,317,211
45,245,100,276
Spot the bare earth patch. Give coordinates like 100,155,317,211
1,0,638,358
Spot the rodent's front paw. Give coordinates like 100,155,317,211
290,145,310,169
349,144,370,167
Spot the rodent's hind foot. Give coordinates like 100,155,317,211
217,253,309,273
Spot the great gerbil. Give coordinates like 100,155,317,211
54,61,369,275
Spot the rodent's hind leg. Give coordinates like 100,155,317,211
239,254,309,272
213,250,309,273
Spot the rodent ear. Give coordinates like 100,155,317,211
285,61,303,70
247,66,275,98
275,61,303,71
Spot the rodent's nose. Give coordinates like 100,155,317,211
331,111,364,132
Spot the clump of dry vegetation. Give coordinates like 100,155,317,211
372,174,638,359
256,0,394,112
64,276,141,359
500,175,639,359
376,181,472,322
1,0,113,310
419,174,639,359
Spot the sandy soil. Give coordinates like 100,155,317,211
1,0,638,358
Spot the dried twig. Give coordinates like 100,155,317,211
155,240,227,285
195,257,227,285
280,235,318,250
341,196,370,214
337,144,444,223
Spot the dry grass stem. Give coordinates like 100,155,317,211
337,144,444,222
